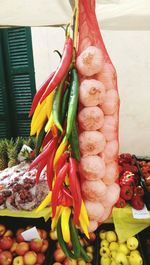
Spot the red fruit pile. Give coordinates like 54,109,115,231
0,223,49,265
116,153,144,210
138,160,150,191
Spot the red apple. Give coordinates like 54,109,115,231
24,251,37,265
63,258,77,265
39,229,47,240
30,239,43,253
3,230,13,238
53,248,66,263
16,242,30,256
10,241,18,253
37,253,45,264
40,240,48,253
13,256,24,265
0,237,13,250
0,251,13,265
0,225,6,236
16,229,25,243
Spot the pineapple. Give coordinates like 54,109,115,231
0,139,8,170
15,137,24,154
23,137,36,150
7,139,19,167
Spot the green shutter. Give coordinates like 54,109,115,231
0,33,11,138
1,27,36,137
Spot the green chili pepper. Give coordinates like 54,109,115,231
69,121,80,161
35,126,46,156
60,87,70,126
65,68,79,139
56,216,75,259
52,80,64,133
70,216,81,259
80,246,92,262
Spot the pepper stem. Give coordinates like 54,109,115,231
73,0,79,51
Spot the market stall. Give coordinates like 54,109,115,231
0,0,150,265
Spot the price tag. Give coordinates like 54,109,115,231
132,205,150,219
21,226,41,241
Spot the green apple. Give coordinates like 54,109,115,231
115,252,129,265
111,251,117,259
100,247,111,257
127,237,138,250
99,230,107,240
118,243,130,255
101,239,109,248
106,231,117,243
101,256,111,265
109,242,119,251
130,250,141,256
129,253,143,265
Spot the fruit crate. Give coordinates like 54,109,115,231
0,216,52,265
97,223,147,265
137,226,150,265
133,155,150,210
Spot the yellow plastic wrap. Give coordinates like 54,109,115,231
112,206,150,242
0,207,52,222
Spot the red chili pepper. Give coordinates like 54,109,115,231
51,162,69,217
69,157,82,224
58,187,73,207
41,131,53,149
40,38,73,103
29,71,55,117
29,137,57,170
36,158,47,184
47,148,56,190
55,152,69,176
115,197,126,208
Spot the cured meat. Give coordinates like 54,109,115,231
76,0,120,228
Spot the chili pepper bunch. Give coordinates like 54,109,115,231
29,19,90,256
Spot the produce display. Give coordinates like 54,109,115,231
0,223,49,265
116,153,145,210
137,160,150,191
99,228,144,265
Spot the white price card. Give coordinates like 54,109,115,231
132,205,150,219
21,226,41,241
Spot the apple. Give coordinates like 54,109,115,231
63,258,77,265
16,229,25,243
40,240,48,253
4,230,13,238
37,253,45,264
13,256,24,265
78,260,86,265
10,241,18,253
100,256,111,265
127,237,138,250
129,253,143,265
49,230,57,241
99,230,106,240
0,237,13,250
86,246,93,254
115,252,128,265
106,231,117,243
109,242,119,251
30,239,43,253
0,224,6,236
118,243,130,255
0,251,13,265
100,239,109,248
52,263,62,265
16,242,30,256
100,247,110,257
24,251,37,265
53,248,66,263
39,229,47,240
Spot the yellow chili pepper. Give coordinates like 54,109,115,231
45,112,53,133
80,201,90,227
46,91,54,119
53,137,68,168
31,100,45,130
51,205,63,231
35,192,52,213
61,207,71,243
79,213,89,239
30,103,47,136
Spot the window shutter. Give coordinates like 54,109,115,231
0,33,11,138
2,27,36,137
